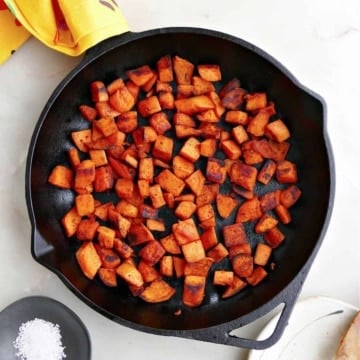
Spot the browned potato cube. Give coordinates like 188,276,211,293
67,148,81,169
197,64,222,82
225,110,249,125
184,257,214,277
79,104,97,121
149,184,166,208
126,65,154,86
61,207,82,237
48,165,73,189
160,233,181,255
173,55,195,85
197,204,215,223
255,214,278,234
158,91,175,110
196,183,219,207
173,257,186,278
216,193,238,219
138,260,161,283
140,279,176,303
254,243,272,266
222,276,247,299
276,160,298,183
265,119,290,142
97,225,115,248
246,267,268,286
235,196,262,223
95,246,121,269
221,88,247,110
231,253,253,277
232,125,249,145
117,111,138,133
179,137,201,162
172,218,200,245
275,204,292,224
200,226,218,250
222,223,248,248
213,270,234,286
138,157,154,182
75,193,95,216
192,76,215,95
76,241,102,280
257,159,277,185
89,149,108,167
71,129,92,152
182,240,206,263
260,190,281,212
149,111,172,135
173,155,195,179
229,161,257,192
264,226,285,248
93,165,115,193
160,255,174,277
155,169,186,197
206,157,227,184
183,275,206,307
245,92,267,111
116,261,144,287
116,200,139,218
139,240,166,266
76,219,100,241
113,238,134,258
90,81,108,102
137,95,161,117
109,86,135,113
174,95,215,115
152,135,174,163
98,268,117,287
127,223,155,246
207,243,229,263
228,243,252,259
174,201,197,220
200,138,217,157
280,185,302,208
157,54,174,82
185,169,205,196
221,139,242,160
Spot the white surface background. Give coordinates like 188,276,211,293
0,0,359,359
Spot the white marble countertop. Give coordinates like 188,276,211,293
0,0,359,359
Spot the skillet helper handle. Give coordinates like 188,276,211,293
3,0,129,58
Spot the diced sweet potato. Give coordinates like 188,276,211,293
246,266,268,286
138,260,161,283
260,190,281,212
79,104,97,121
95,101,120,118
76,218,99,241
174,194,196,202
232,185,254,200
209,91,226,118
61,207,82,237
116,261,144,287
109,86,135,113
75,193,94,216
173,256,186,278
196,184,219,207
255,214,278,234
116,111,138,133
222,223,248,248
184,257,214,277
90,81,108,102
97,225,115,248
95,245,121,269
172,218,200,245
182,239,206,263
160,233,181,255
221,88,247,110
113,238,134,258
221,139,242,160
89,149,108,167
179,137,201,162
71,129,92,152
198,64,222,82
163,192,175,209
257,159,277,185
200,217,216,229
140,279,176,303
276,160,298,183
158,91,175,110
139,240,166,266
149,112,172,135
138,157,154,182
232,253,253,277
185,169,205,196
183,275,206,307
245,92,267,111
67,148,81,169
192,76,215,95
149,184,166,208
116,200,139,218
126,65,154,86
174,95,215,115
108,157,135,180
172,155,195,180
196,109,219,123
206,157,226,184
280,185,302,208
76,241,102,280
115,178,134,200
229,161,257,192
197,204,215,223
159,255,174,277
152,135,174,162
137,95,161,117
219,78,241,98
200,226,218,250
146,219,165,232
275,204,292,224
213,270,234,286
98,268,117,287
254,243,272,266
265,119,290,142
48,165,73,189
176,84,194,99
155,169,186,196
247,109,271,137
216,193,238,218
93,166,114,192
207,243,229,263
200,138,217,157
228,243,252,258
235,196,262,223
173,55,195,85
222,275,247,299
225,110,248,125
94,202,114,221
264,226,285,248
174,201,197,220
232,125,249,145
157,54,174,82
141,70,157,92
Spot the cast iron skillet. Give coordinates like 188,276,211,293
25,27,335,349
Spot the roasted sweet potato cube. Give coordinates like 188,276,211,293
125,80,140,102
174,95,215,115
172,155,195,179
67,148,81,169
90,81,108,102
95,117,117,137
221,88,247,110
114,178,134,200
276,160,298,183
137,95,161,117
257,159,277,185
95,245,121,269
173,257,186,278
245,92,267,111
177,137,200,163
255,214,278,234
76,241,102,280
260,190,281,212
160,255,174,277
200,138,217,157
152,135,174,162
116,111,138,133
173,55,195,85
176,84,194,99
266,140,290,162
48,165,73,189
221,139,242,160
98,268,117,287
174,194,195,202
235,196,262,223
200,217,216,229
196,109,219,123
109,86,135,113
232,125,249,145
126,65,154,86
222,276,247,299
254,243,272,266
199,122,221,138
137,180,150,198
138,157,154,182
222,223,247,248
246,267,268,286
157,54,174,82
185,169,205,196
146,219,165,232
247,109,271,137
106,77,125,95
109,210,131,238
113,238,134,258
155,169,185,197
192,76,215,95
76,219,99,241
206,158,226,184
229,161,257,191
95,101,120,118
79,104,97,121
140,279,176,303
149,184,166,208
158,91,175,110
228,243,252,259
200,227,218,250
225,110,249,125
232,253,253,277
116,200,139,218
124,154,138,168
108,157,135,180
174,201,197,220
93,165,114,192
89,149,107,167
116,261,144,287
173,113,195,127
138,204,158,219
182,240,205,263
61,207,82,237
183,275,206,307
172,218,200,246
207,243,229,263
141,70,157,92
209,91,226,118
265,119,290,142
138,260,161,283
275,204,292,224
97,226,115,248
149,111,172,135
214,270,234,286
264,226,285,248
219,78,241,98
174,125,201,138
94,201,113,221
160,233,181,255
198,64,222,82
242,148,264,165
71,129,91,152
216,193,238,219
75,194,94,216
197,204,215,223
184,257,214,277
139,240,166,266
280,185,302,208
196,183,219,207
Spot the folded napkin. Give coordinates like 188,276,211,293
0,0,129,64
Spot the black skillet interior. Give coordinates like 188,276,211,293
26,28,334,349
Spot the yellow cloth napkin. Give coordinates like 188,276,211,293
0,0,129,64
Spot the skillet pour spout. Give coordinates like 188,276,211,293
25,27,335,349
